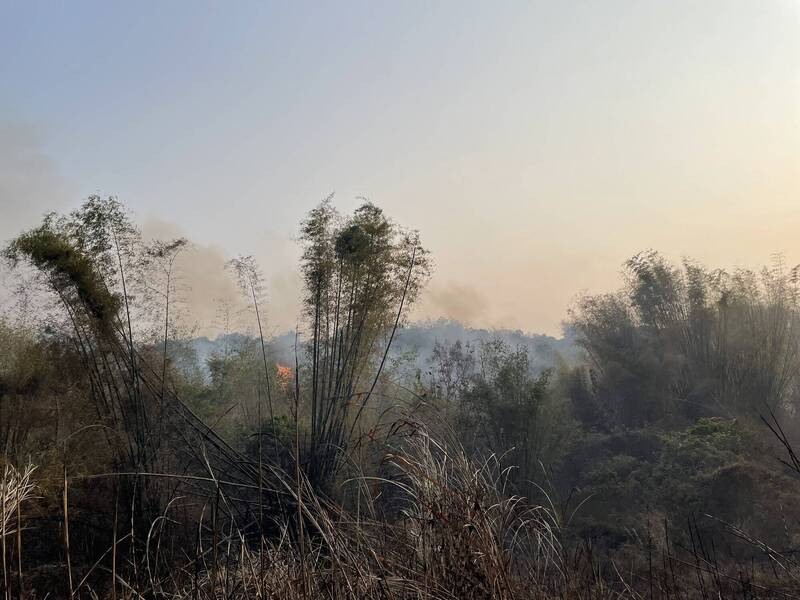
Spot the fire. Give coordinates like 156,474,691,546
276,364,292,390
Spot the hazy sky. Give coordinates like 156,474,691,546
1,1,798,336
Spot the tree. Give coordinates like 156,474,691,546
143,238,189,405
299,197,430,490
569,251,800,428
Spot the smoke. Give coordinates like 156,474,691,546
252,234,304,337
0,122,75,243
140,217,245,337
140,218,303,338
0,123,76,315
416,280,490,327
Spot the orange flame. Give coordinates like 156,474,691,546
276,364,291,390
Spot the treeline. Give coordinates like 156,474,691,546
426,252,800,570
1,197,799,597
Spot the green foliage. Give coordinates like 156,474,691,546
661,417,748,472
249,415,297,451
427,338,578,493
557,415,800,559
5,193,800,597
569,251,800,426
299,197,431,489
5,225,120,323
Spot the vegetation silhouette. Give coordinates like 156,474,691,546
1,197,799,597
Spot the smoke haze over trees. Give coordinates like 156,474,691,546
1,196,800,597
1,2,798,596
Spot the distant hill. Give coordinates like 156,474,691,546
392,318,580,374
188,319,579,378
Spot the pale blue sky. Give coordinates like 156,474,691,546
1,1,798,334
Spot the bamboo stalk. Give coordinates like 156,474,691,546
2,470,8,600
15,482,22,599
112,487,118,600
63,464,73,598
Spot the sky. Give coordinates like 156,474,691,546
1,0,798,337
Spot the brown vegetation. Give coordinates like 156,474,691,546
1,198,800,598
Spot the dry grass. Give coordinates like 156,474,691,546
34,429,568,599
7,432,800,598
0,463,36,598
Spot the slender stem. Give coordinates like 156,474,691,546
350,244,418,437
161,268,171,405
63,464,73,598
15,484,22,599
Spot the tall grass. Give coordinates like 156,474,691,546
0,464,36,599
5,200,800,598
18,428,564,598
